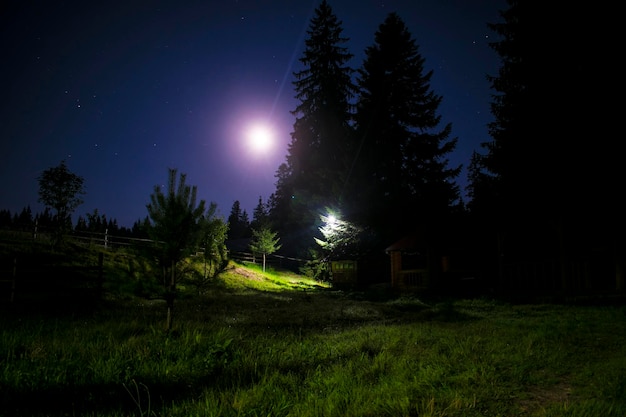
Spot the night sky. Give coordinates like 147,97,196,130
1,0,504,228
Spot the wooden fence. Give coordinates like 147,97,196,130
0,227,155,250
229,251,308,271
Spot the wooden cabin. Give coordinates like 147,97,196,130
385,231,486,294
385,235,431,291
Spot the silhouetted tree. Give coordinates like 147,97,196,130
86,209,105,232
37,160,85,245
131,216,151,239
203,204,228,269
34,208,54,233
271,0,358,254
192,202,229,294
240,210,250,235
75,209,122,238
264,193,278,228
467,1,622,292
14,206,34,231
74,216,86,232
250,196,270,231
107,218,119,235
146,168,207,331
227,200,250,240
0,209,11,229
352,12,460,244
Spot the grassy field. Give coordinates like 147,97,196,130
1,254,626,417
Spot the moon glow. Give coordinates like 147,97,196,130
246,123,273,154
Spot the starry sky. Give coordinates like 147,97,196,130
1,0,505,228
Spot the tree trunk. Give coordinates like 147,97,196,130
166,260,176,332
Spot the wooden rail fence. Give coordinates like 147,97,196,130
228,251,308,271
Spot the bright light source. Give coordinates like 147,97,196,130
325,213,340,232
246,123,273,154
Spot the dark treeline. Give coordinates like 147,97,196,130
257,0,623,295
226,196,272,241
0,206,147,239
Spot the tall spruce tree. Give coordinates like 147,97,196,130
468,1,623,290
270,0,357,253
352,12,460,244
468,1,581,259
465,0,528,282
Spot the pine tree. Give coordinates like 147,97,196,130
315,212,362,260
107,218,119,234
226,200,241,240
75,215,87,233
249,227,282,272
469,1,574,256
468,1,622,289
264,193,278,226
197,202,229,290
146,168,207,331
268,163,297,231
227,200,250,240
34,208,54,232
0,209,12,229
86,209,103,232
352,12,460,243
15,206,34,231
131,216,151,239
250,196,270,231
240,210,250,235
271,0,358,249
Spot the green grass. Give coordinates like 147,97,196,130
1,250,625,416
214,261,330,293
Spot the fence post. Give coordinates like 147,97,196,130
97,252,104,298
104,229,108,249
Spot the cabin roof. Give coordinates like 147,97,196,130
385,234,427,253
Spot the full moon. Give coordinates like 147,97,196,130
246,123,273,154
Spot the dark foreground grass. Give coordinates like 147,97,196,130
1,262,625,417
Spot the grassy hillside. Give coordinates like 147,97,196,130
1,244,626,416
213,261,330,293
